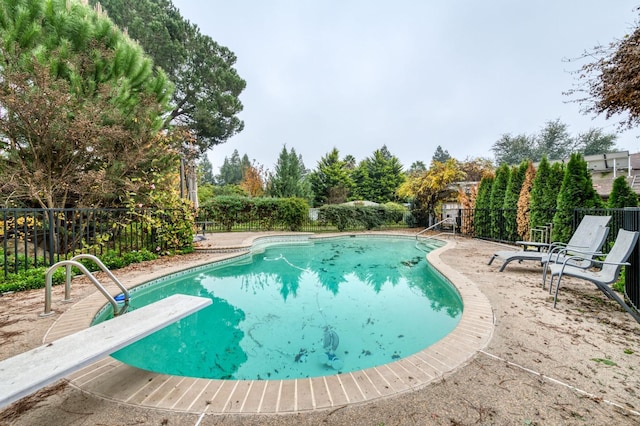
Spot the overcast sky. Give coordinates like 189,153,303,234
171,1,639,174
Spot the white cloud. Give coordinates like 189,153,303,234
171,0,639,172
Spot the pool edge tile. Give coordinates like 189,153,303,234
52,234,494,415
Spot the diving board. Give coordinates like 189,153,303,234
0,294,212,408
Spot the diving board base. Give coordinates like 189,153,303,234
0,294,212,408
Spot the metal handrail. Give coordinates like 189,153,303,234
70,254,129,301
416,217,457,239
41,254,129,317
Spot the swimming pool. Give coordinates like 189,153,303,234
93,235,463,380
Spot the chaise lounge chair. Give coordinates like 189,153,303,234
547,228,640,324
540,225,611,289
487,215,612,272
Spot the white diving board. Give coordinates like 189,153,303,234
0,294,212,408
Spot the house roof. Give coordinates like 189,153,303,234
591,152,640,197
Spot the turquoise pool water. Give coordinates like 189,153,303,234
93,236,463,380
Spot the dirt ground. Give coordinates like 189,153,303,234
1,232,640,425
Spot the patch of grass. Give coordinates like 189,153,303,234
612,268,625,292
591,358,618,366
623,348,634,355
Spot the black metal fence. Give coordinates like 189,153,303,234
195,209,413,234
3,205,640,314
458,206,640,312
0,208,182,278
460,207,630,249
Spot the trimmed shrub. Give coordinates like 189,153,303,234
317,204,402,231
201,196,309,231
489,164,510,239
552,153,604,242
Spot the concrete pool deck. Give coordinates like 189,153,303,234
1,231,640,425
37,232,493,415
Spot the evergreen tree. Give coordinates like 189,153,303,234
91,0,246,155
536,119,572,161
268,146,312,199
578,129,618,155
492,133,536,165
198,156,215,185
407,161,427,176
473,175,494,238
549,162,566,194
503,161,529,241
350,164,372,201
432,145,452,163
489,164,511,239
608,176,638,208
529,156,552,229
308,148,354,206
552,153,604,242
216,150,250,185
351,147,405,203
516,162,536,240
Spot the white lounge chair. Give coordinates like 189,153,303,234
487,215,612,272
547,228,640,324
540,225,610,289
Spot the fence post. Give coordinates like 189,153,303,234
48,209,55,266
623,207,640,311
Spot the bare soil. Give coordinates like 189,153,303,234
1,233,639,425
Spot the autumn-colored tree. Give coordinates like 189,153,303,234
2,69,175,208
458,184,478,235
503,161,529,241
0,4,174,209
459,157,494,181
240,163,265,197
397,159,465,226
516,162,536,240
568,11,640,129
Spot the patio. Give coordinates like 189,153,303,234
0,231,639,425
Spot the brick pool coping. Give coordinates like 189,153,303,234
41,234,494,415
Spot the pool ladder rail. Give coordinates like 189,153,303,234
415,217,458,241
41,254,130,318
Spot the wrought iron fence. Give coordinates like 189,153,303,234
456,208,557,242
4,205,640,314
576,207,640,312
458,206,640,312
195,209,412,234
0,208,182,278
